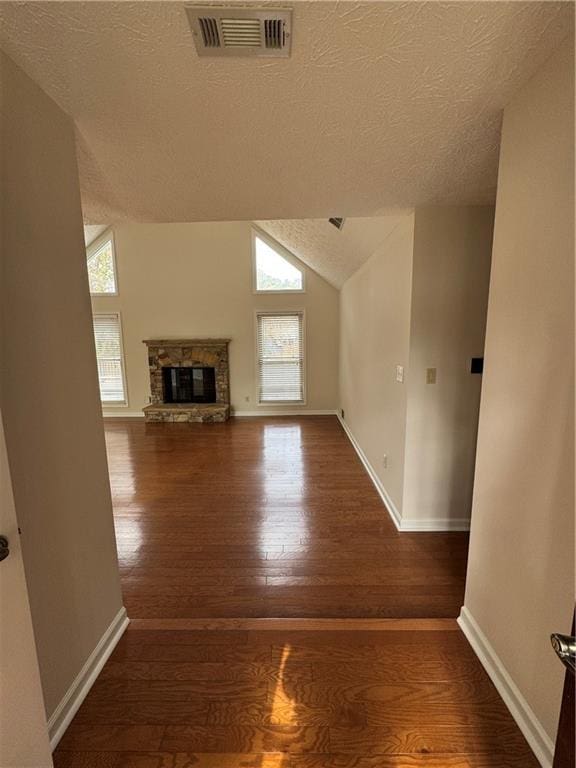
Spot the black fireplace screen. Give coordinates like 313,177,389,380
162,366,216,404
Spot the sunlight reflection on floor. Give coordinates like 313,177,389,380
259,425,308,555
269,643,295,727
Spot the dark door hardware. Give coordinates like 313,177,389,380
551,633,576,676
0,536,9,562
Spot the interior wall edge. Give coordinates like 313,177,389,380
1,49,125,722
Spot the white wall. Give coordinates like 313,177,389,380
92,222,340,415
339,214,415,512
402,207,494,527
0,52,124,719
463,36,574,752
0,410,53,766
339,207,493,528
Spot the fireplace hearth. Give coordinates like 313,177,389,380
143,339,230,422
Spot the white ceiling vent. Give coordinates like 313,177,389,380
186,6,292,58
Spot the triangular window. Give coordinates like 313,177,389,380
253,232,304,292
87,238,117,294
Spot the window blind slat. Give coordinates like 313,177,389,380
257,312,304,403
93,314,126,404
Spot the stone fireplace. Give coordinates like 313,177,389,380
143,339,230,422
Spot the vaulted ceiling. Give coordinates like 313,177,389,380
258,214,412,287
0,1,571,226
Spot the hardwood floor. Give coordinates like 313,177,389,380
53,621,539,767
54,417,537,766
106,416,469,619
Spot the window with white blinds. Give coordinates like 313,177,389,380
256,312,305,403
92,313,127,404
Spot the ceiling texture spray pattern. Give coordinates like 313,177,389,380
0,1,571,224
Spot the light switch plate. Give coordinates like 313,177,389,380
396,365,404,383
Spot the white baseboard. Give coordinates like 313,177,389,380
399,517,471,532
48,606,129,750
233,409,338,417
104,410,338,419
337,415,470,532
458,606,553,768
337,414,403,530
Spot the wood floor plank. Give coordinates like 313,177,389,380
272,681,503,708
202,700,270,727
111,644,272,663
264,703,367,729
128,619,458,632
54,752,291,768
118,629,253,645
88,679,268,703
57,724,165,752
73,701,208,726
360,704,513,728
123,576,269,589
309,660,488,684
160,725,330,754
269,637,475,662
99,661,313,684
291,755,539,768
328,724,531,755
123,596,464,620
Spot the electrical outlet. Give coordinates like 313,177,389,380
426,367,437,384
383,454,388,468
396,365,404,383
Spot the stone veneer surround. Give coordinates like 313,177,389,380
143,339,230,422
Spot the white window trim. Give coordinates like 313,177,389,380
87,228,119,297
251,225,306,294
254,309,307,406
93,310,129,408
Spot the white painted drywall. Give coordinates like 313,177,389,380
339,207,494,526
339,215,415,512
0,52,124,719
463,37,575,741
402,207,494,525
0,409,53,766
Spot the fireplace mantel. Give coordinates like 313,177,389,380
143,338,231,347
143,338,230,423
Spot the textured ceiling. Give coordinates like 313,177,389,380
0,1,571,223
258,213,411,287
